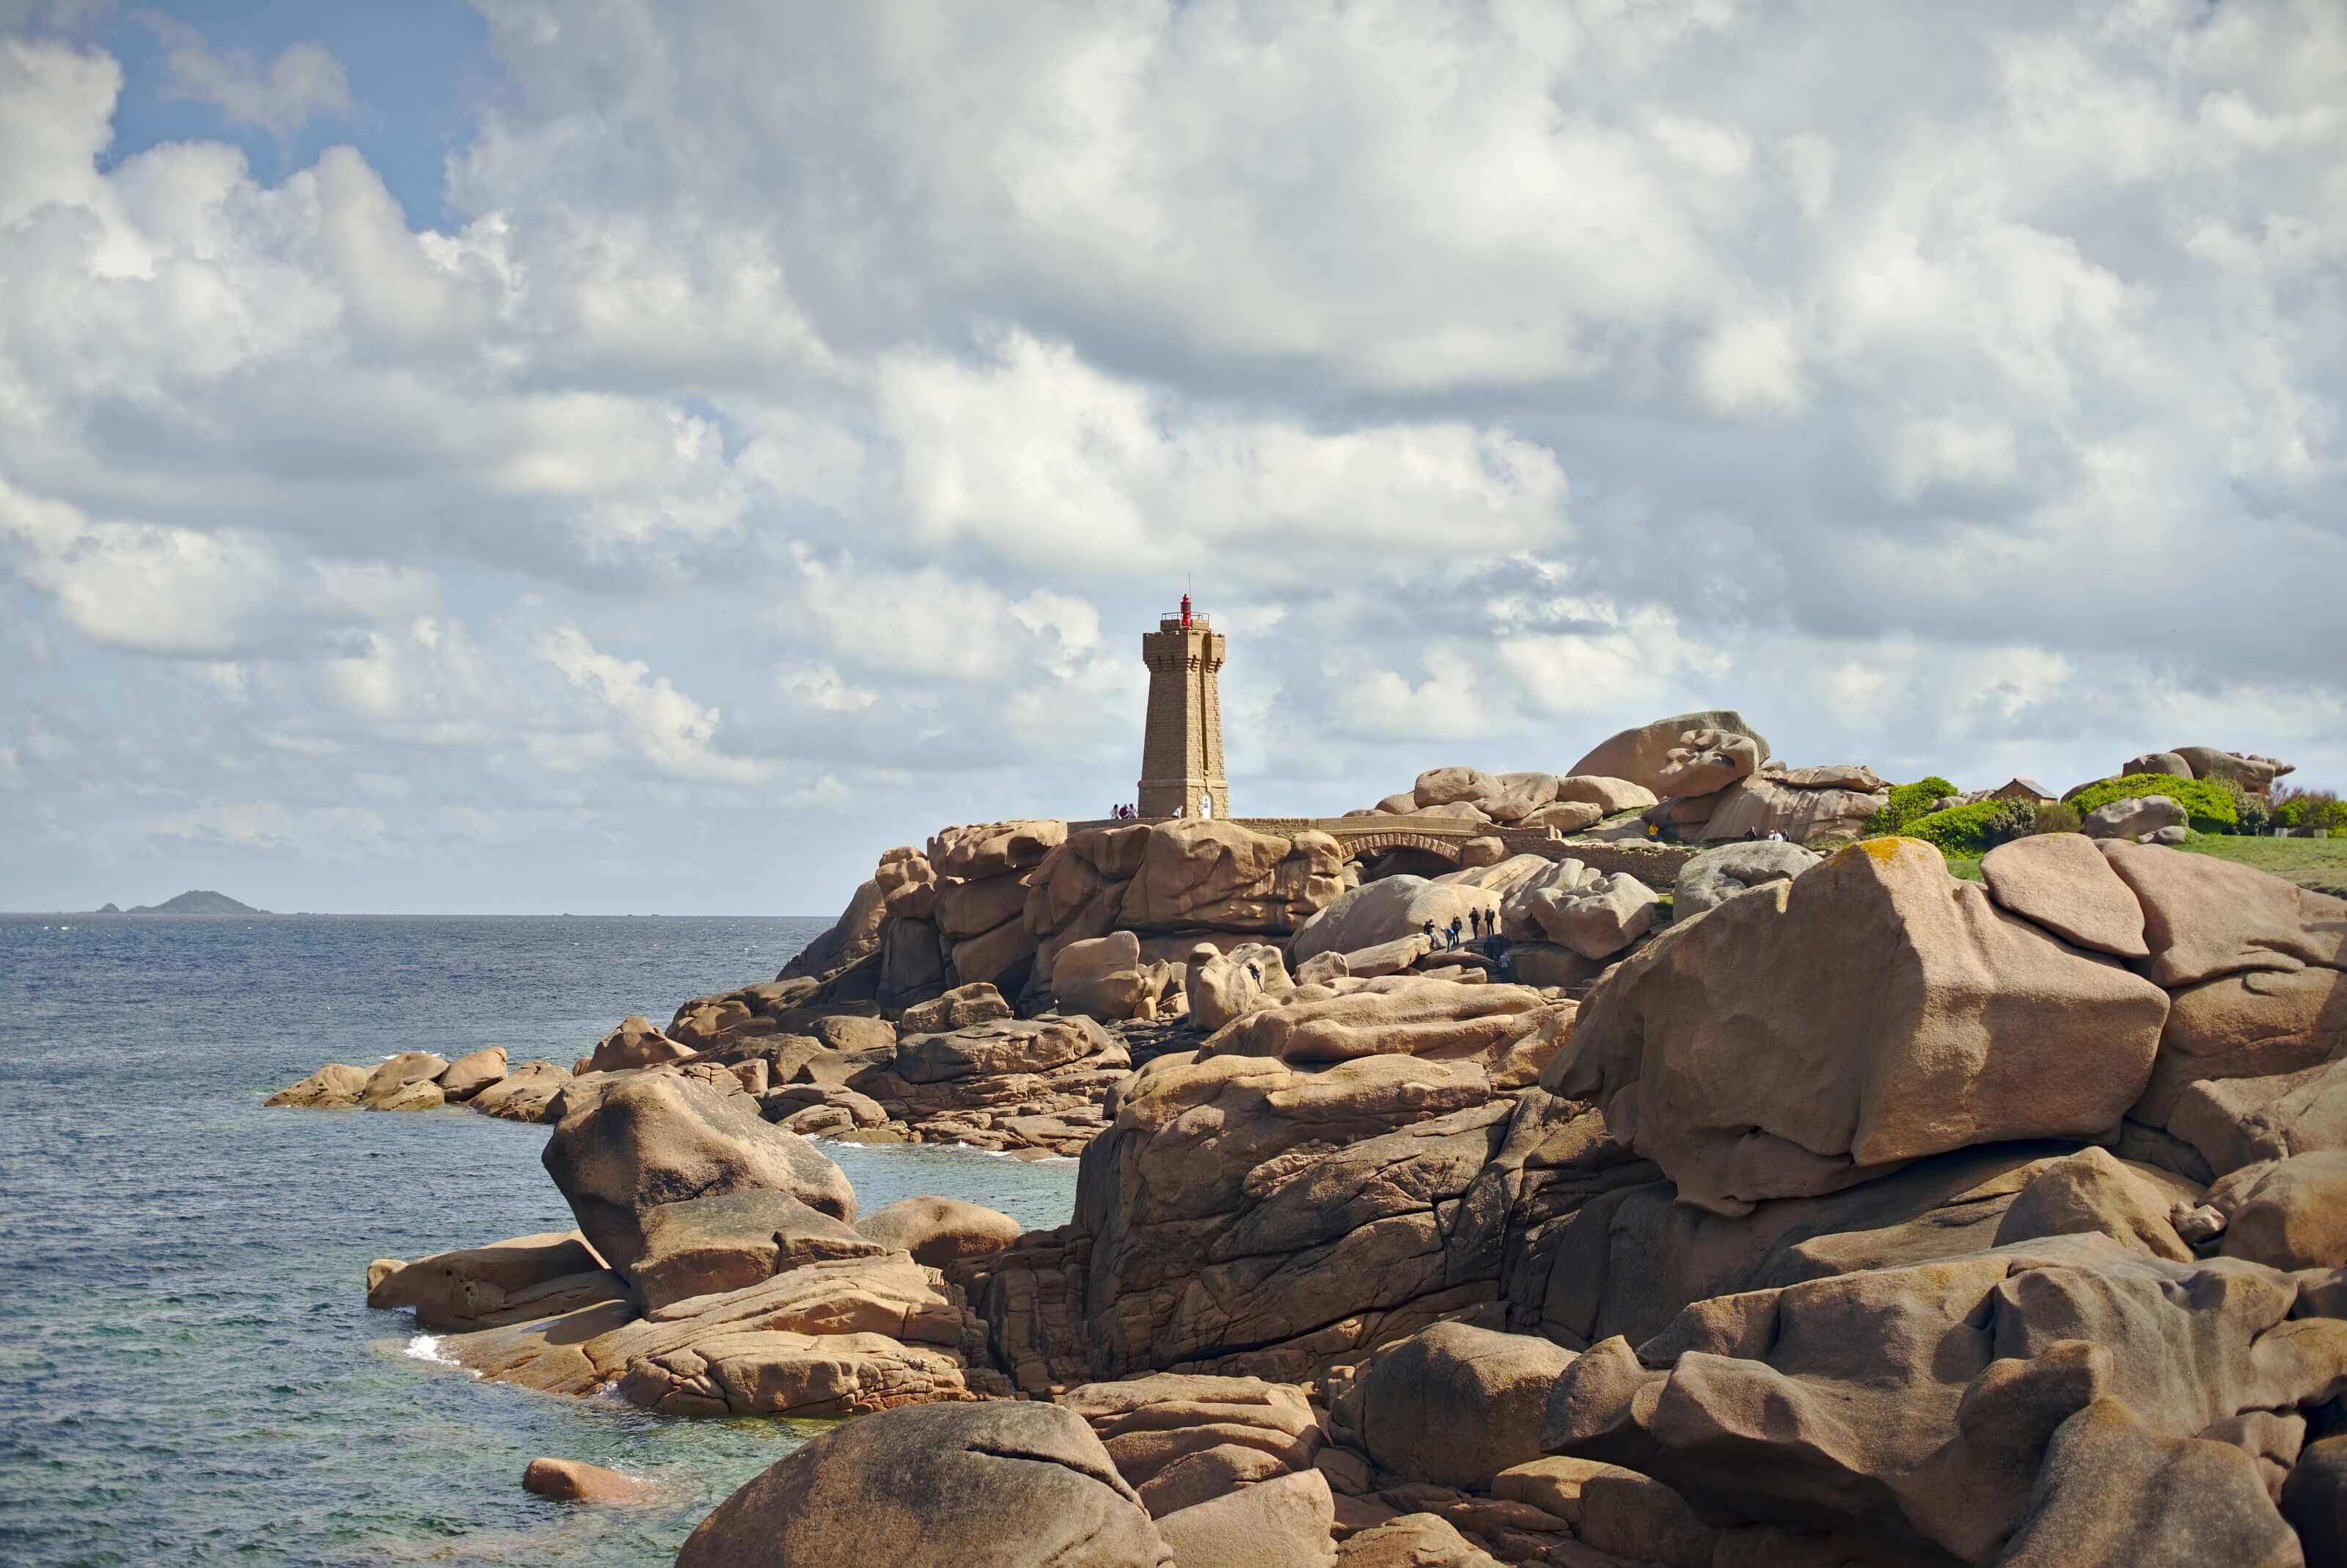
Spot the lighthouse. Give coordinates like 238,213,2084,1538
1137,595,1229,819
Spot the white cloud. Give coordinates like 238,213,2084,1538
143,14,353,136
537,623,769,785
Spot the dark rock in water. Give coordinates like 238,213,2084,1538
95,902,120,914
265,1062,370,1107
122,890,267,915
675,1400,1170,1568
521,1456,652,1503
366,1231,624,1331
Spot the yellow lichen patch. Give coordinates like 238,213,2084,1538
1833,836,1915,868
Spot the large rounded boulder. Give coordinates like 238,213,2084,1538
1548,837,2172,1214
541,1073,856,1278
1565,711,1771,797
675,1400,1171,1567
1333,1322,1575,1489
1674,840,1820,919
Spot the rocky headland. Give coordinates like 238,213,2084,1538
270,711,2347,1565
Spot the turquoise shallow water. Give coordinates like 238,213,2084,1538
0,915,1079,1567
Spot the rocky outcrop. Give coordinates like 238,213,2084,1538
779,876,887,981
1672,840,1818,917
1502,859,1658,960
629,1190,887,1312
856,1196,1022,1269
1565,710,1771,797
541,1073,856,1277
848,1014,1132,1154
1549,838,2172,1214
520,1457,654,1503
1978,832,2148,957
2099,841,2347,1168
583,1016,692,1073
2172,745,2295,798
896,982,1011,1035
468,1059,570,1122
1199,975,1567,1085
1010,819,1341,986
1552,775,1658,814
1058,1372,1327,1517
2084,793,2186,840
1542,1234,2347,1566
967,1049,1516,1386
675,1401,1171,1567
366,1231,626,1331
359,1052,447,1104
436,1047,508,1102
1157,1470,1338,1567
1501,1106,2198,1352
437,1249,999,1415
1051,929,1173,1022
1188,941,1295,1032
1292,876,1501,964
1696,769,1888,844
1329,1323,1574,1490
265,1062,370,1107
1118,821,1345,933
369,1077,446,1111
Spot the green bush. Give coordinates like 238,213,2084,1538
1864,776,1958,837
1899,800,2022,855
2277,788,2346,831
2026,801,2081,836
2067,772,2238,833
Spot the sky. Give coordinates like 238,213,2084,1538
1,0,2341,915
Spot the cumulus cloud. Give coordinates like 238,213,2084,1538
142,14,353,136
0,1,2341,912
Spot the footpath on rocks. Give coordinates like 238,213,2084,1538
269,711,2347,1566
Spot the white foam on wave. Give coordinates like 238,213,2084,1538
404,1333,477,1377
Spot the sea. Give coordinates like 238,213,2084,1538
0,914,1081,1567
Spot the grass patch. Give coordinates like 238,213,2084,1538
2172,831,2347,892
1944,855,1984,882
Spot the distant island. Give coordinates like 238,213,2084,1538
103,890,269,915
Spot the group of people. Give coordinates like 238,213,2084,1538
1110,803,1139,821
1422,904,1506,956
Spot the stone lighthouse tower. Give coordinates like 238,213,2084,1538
1138,595,1229,819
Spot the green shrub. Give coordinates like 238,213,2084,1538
2233,786,2271,835
2026,801,2081,836
1864,776,1958,837
2276,788,2346,831
1899,800,2020,855
2067,772,2238,833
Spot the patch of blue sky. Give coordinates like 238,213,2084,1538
89,0,507,230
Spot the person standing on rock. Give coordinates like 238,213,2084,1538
1468,908,1484,942
1421,918,1437,946
1446,915,1464,949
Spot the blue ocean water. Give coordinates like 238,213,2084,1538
0,915,1079,1567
